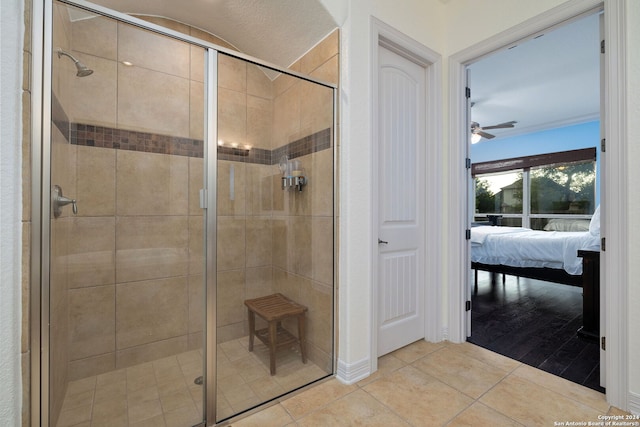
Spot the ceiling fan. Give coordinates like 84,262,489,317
470,120,517,142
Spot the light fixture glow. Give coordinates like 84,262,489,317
121,61,134,67
217,140,224,146
471,133,482,144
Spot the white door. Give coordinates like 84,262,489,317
377,44,426,356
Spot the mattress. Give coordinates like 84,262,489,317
471,225,601,275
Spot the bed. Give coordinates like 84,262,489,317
471,206,601,287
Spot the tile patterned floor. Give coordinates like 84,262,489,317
56,336,327,427
57,339,629,426
233,340,630,427
216,336,328,421
56,349,204,427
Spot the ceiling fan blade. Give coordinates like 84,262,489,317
478,131,495,139
482,120,517,130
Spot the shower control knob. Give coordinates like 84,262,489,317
52,185,78,218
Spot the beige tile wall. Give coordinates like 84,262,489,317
268,30,338,371
52,10,209,384
214,44,275,343
63,147,204,378
213,30,339,377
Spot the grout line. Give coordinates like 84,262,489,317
505,365,607,412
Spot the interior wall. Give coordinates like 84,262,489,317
442,0,571,54
19,0,32,423
0,0,24,425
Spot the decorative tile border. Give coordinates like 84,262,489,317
273,128,332,162
70,123,203,157
67,122,331,165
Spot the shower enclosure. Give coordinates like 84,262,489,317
34,1,337,425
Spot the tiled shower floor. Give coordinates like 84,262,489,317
56,336,327,426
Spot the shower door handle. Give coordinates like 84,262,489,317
52,185,77,218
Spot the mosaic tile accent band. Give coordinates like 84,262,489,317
68,123,331,165
70,123,204,158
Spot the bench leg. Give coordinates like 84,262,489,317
268,321,277,375
248,310,255,352
298,314,307,364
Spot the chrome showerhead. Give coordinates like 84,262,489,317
75,63,94,77
56,48,94,77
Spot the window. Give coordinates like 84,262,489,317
474,171,523,227
473,148,596,230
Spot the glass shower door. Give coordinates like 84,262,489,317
48,2,207,426
215,54,336,422
45,2,336,424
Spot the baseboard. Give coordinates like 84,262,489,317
336,357,370,385
628,391,640,415
442,327,449,341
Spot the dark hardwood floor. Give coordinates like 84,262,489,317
467,271,604,393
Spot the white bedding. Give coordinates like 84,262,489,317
471,226,601,275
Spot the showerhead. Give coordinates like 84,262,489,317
56,48,94,77
75,63,94,77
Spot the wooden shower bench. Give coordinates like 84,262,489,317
244,293,308,375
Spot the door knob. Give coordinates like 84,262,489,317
378,238,388,244
52,185,77,218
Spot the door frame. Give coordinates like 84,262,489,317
446,0,629,411
370,17,443,373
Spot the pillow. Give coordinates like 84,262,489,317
589,205,600,236
544,219,590,232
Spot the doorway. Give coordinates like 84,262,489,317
370,19,443,365
449,0,631,411
464,10,603,392
452,5,604,398
375,43,427,356
36,1,337,425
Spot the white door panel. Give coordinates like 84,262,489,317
377,45,426,356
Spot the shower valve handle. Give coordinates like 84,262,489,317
58,195,78,214
52,185,77,218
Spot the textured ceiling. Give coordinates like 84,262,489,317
88,0,338,69
468,12,600,140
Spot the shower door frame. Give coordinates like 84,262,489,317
31,0,339,425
